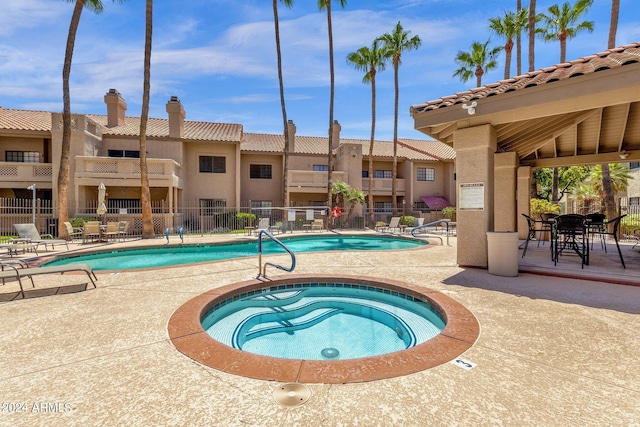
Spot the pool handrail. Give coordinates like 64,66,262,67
410,219,453,245
257,230,296,278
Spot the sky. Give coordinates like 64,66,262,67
1,0,639,141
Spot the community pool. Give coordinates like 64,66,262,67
44,234,427,271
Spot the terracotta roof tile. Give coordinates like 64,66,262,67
0,108,51,132
411,42,640,114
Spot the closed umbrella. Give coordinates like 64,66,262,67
97,182,107,215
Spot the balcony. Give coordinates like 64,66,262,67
362,178,405,196
288,170,347,193
0,162,53,186
74,156,182,188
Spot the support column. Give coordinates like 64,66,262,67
517,166,532,239
453,124,497,268
494,152,518,231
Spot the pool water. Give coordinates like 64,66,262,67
201,283,445,360
44,235,426,271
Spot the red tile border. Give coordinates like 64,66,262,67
168,274,479,384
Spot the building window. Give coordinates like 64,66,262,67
362,170,368,178
630,162,640,169
199,156,226,173
630,197,640,206
200,199,226,215
417,167,435,181
374,170,392,179
251,200,273,215
374,202,393,212
250,164,272,179
313,164,328,171
6,151,40,163
108,150,140,158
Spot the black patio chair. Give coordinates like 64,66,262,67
593,214,626,269
553,214,588,268
521,214,543,258
585,213,606,250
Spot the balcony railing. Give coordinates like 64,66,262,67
362,178,405,195
74,157,181,185
0,162,53,183
288,170,347,191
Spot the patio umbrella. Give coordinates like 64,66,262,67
97,182,107,215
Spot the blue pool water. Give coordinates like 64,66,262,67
44,235,426,271
201,282,445,360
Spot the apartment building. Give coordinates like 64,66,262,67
0,89,455,231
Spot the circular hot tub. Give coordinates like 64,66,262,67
169,275,479,384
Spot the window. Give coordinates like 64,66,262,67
108,150,140,158
374,202,393,212
251,200,273,216
199,156,226,173
374,170,392,179
200,199,226,215
313,165,328,171
630,162,640,169
5,151,39,163
630,197,640,206
417,167,435,181
250,164,272,179
362,170,368,178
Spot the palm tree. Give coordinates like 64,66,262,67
346,39,388,228
318,0,347,223
489,8,528,79
601,0,621,221
453,39,502,88
59,0,122,239
516,0,522,75
377,22,421,214
590,164,631,197
273,0,294,209
528,0,537,72
537,0,594,63
139,0,154,238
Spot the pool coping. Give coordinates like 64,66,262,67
168,274,480,384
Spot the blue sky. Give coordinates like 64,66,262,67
1,0,639,141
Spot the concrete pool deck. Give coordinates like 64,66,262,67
0,231,639,426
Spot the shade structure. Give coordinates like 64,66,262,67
97,182,107,215
420,196,451,210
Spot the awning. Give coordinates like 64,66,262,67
420,196,451,210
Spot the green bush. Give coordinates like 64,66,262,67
70,217,91,228
399,215,414,227
441,207,456,222
529,199,561,219
235,212,257,228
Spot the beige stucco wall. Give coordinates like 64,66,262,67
0,136,50,162
183,142,238,206
494,152,517,232
241,153,283,206
289,153,326,170
410,161,455,208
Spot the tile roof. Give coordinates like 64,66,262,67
0,108,51,132
242,133,455,161
411,42,640,114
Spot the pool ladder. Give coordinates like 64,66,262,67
410,219,454,245
257,230,296,278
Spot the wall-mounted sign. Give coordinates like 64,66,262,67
459,182,484,211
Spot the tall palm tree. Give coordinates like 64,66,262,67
318,0,347,222
273,0,294,209
59,0,120,239
601,0,621,221
453,39,502,88
377,22,421,213
516,0,522,75
528,0,537,72
489,8,529,79
537,0,594,63
346,39,389,228
139,0,154,238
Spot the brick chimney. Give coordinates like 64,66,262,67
286,120,296,153
104,89,126,127
166,96,185,139
331,120,341,149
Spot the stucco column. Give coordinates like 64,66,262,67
494,152,517,231
517,166,532,239
453,124,497,268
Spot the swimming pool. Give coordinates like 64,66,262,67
202,282,445,360
44,234,426,271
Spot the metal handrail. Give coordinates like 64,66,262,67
257,230,296,278
410,219,454,245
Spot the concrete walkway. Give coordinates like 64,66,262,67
0,233,638,426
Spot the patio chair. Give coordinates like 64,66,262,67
592,214,626,269
384,217,401,233
521,214,544,258
253,218,271,235
408,217,425,234
0,262,97,298
585,213,606,250
118,221,130,241
311,219,324,231
102,222,121,241
63,221,83,242
13,223,69,251
553,214,588,268
82,221,102,243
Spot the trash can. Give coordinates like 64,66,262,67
486,231,519,277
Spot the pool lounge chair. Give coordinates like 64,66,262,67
0,263,97,298
311,219,324,231
13,223,69,251
383,217,401,233
63,221,83,242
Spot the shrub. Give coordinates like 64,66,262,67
530,199,561,219
399,215,414,227
70,217,91,228
441,207,456,222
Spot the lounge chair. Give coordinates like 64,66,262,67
311,219,324,231
82,221,102,243
0,263,97,298
13,223,69,251
253,218,271,235
408,217,425,233
63,221,83,241
384,217,402,233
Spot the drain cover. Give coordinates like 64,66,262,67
272,383,312,407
